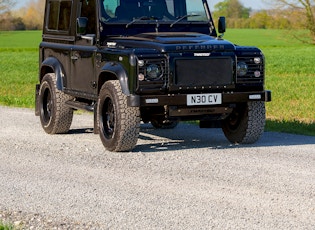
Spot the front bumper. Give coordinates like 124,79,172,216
128,90,271,107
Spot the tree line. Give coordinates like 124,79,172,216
213,0,312,30
213,0,315,43
1,0,315,43
0,0,44,30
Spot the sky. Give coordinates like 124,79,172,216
15,0,269,10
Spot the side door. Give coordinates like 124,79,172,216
70,0,98,99
43,0,74,90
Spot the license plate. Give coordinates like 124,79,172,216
187,93,222,106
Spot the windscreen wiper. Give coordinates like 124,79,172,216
126,16,159,28
170,14,201,28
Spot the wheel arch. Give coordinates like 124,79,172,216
40,57,66,91
98,62,130,96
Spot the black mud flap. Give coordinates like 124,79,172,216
35,84,40,116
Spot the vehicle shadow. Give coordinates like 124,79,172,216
68,128,94,134
66,122,315,152
133,123,315,153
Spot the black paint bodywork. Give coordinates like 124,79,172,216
36,0,271,125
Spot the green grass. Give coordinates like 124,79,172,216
0,29,314,135
0,31,41,50
0,31,40,108
0,51,38,107
266,119,315,136
0,221,14,230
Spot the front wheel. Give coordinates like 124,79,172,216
98,80,140,152
222,101,266,144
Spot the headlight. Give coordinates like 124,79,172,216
146,64,162,80
237,62,248,76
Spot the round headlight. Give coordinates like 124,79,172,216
146,64,162,80
237,62,248,76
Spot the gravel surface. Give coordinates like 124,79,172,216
0,106,314,229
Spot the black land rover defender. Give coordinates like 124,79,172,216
35,0,271,151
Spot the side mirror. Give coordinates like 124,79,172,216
218,16,226,34
77,17,88,35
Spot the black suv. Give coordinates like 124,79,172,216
35,0,271,151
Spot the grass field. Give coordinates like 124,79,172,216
0,29,314,135
0,31,40,107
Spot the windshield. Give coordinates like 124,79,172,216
100,0,208,22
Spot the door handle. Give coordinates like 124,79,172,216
71,51,80,61
71,55,79,60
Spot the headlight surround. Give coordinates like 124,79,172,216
237,62,248,76
138,59,165,81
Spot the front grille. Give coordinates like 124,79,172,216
237,56,264,83
175,57,233,87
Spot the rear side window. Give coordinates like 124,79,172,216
47,0,72,31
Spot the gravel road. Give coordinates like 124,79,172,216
0,106,314,229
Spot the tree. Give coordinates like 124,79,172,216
0,0,16,14
11,16,26,30
213,0,251,29
268,0,315,43
15,0,44,29
250,11,270,29
0,0,16,30
214,0,251,19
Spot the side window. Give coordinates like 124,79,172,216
48,1,59,30
103,0,119,18
80,0,96,33
47,0,72,31
59,1,72,30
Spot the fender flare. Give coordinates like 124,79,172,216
40,57,65,91
100,62,130,96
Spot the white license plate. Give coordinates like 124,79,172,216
187,93,222,106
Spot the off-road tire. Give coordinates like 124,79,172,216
222,101,266,144
151,119,179,129
39,73,73,134
98,80,140,152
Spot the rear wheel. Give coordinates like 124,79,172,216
98,80,140,152
222,101,266,144
39,73,73,134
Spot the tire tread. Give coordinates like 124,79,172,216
40,73,73,134
99,80,140,152
222,101,266,144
